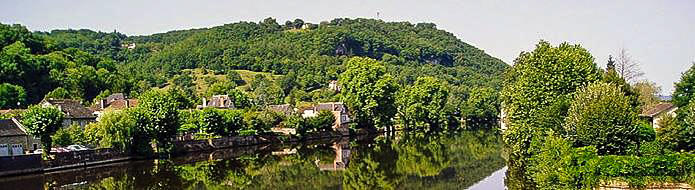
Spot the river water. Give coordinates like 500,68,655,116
0,130,506,190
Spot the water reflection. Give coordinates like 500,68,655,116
0,130,505,190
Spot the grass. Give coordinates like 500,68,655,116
157,68,283,97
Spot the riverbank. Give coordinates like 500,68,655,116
0,129,380,177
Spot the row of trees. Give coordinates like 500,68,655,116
339,57,499,132
501,41,694,189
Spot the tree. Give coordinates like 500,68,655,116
633,80,662,111
673,62,695,107
602,67,641,111
292,19,305,29
21,105,64,157
84,110,135,151
0,83,26,109
132,90,180,154
563,82,641,155
225,70,244,86
306,110,336,132
614,48,644,84
250,74,283,107
396,77,449,131
658,98,695,152
198,108,226,136
340,57,398,130
462,87,499,126
501,41,602,129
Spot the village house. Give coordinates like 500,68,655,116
301,102,350,134
41,99,96,128
0,118,41,156
197,95,235,109
640,102,678,129
92,93,139,119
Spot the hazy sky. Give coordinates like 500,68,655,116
2,0,694,93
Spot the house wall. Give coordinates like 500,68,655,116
652,107,678,129
62,118,95,128
0,135,40,155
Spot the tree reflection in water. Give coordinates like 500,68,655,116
1,129,505,190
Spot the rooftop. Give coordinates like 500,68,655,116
640,103,676,117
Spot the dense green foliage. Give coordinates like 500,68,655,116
396,76,450,131
502,41,694,189
340,57,398,129
564,82,642,155
85,110,136,151
501,41,601,129
0,19,507,122
21,105,64,156
0,83,26,108
673,63,695,107
131,90,181,154
52,124,86,147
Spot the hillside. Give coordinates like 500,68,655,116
0,18,508,109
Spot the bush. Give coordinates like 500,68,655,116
306,110,336,132
52,125,86,147
242,110,283,132
658,99,695,152
84,110,136,151
564,82,641,155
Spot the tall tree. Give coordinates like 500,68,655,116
673,62,695,107
340,57,398,130
21,105,64,157
132,90,180,154
633,80,662,111
563,82,641,155
396,76,450,131
614,48,644,84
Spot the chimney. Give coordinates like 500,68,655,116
100,99,106,109
202,97,207,107
125,99,130,108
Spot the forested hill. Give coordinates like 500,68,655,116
0,18,508,111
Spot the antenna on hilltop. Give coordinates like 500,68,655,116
377,12,380,19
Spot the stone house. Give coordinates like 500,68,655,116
301,102,350,134
197,95,235,109
41,99,96,128
0,118,41,155
92,93,138,120
639,103,677,129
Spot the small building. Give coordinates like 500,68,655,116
92,93,138,120
0,118,40,155
640,103,677,129
328,80,341,92
301,102,350,134
41,99,96,128
197,95,235,109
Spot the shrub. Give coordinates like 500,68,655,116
84,110,135,151
564,82,641,155
52,124,86,147
658,99,695,152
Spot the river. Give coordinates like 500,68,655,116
0,129,506,189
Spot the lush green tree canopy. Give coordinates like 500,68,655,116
21,105,64,156
563,82,641,155
673,63,695,107
396,76,450,130
340,57,398,129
